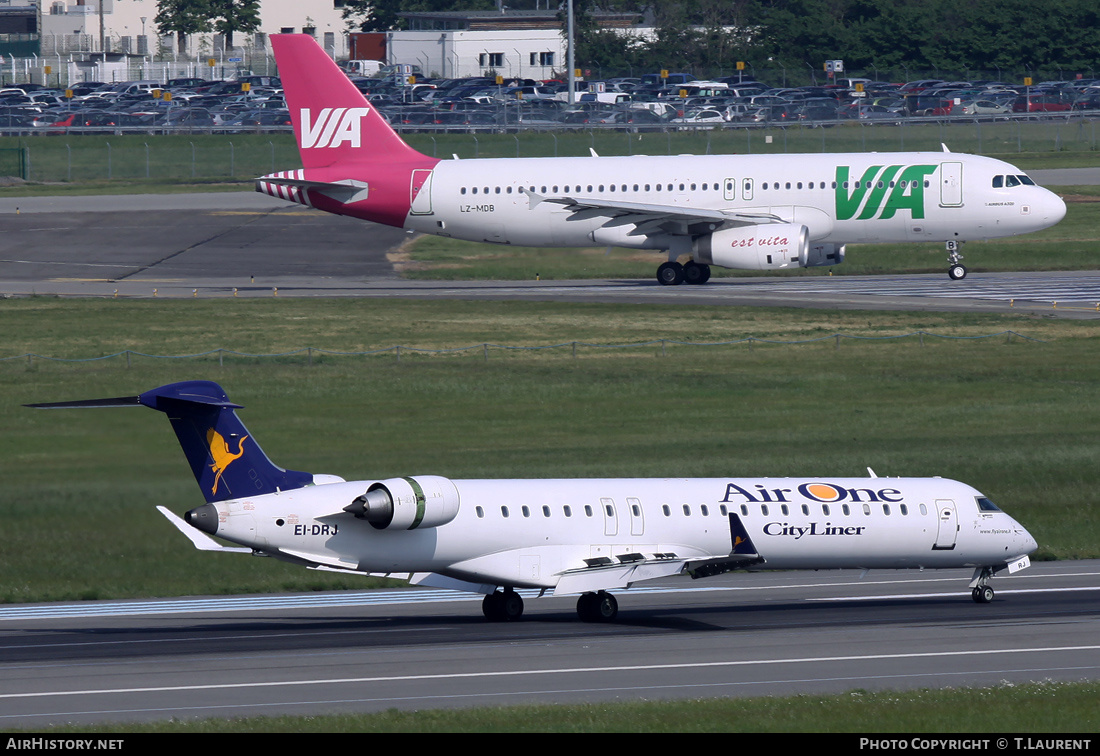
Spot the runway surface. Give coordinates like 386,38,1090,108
1,190,1098,318
1,560,1098,727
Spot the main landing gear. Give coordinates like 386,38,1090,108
481,589,621,622
946,240,967,280
482,588,524,621
576,591,618,622
657,260,711,286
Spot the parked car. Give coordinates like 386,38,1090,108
669,109,726,127
959,99,1012,116
1013,93,1071,113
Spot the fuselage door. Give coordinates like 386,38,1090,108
410,168,434,215
933,499,958,550
724,178,737,202
600,497,619,537
627,497,644,536
939,162,963,207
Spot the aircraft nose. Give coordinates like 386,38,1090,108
1046,191,1067,225
1016,523,1039,555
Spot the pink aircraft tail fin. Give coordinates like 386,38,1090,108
272,34,426,169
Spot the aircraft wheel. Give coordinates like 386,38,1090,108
972,585,995,604
482,592,503,620
483,589,524,621
683,261,711,285
656,261,684,286
576,592,597,621
594,591,618,621
948,264,968,281
577,591,618,622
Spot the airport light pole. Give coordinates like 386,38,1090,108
567,0,574,105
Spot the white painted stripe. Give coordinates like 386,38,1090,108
1,572,1093,621
3,645,1098,700
809,586,1100,601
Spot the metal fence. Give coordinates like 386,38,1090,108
2,117,1097,184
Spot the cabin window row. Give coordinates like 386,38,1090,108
472,501,931,520
476,503,613,519
460,182,726,196
457,179,933,196
737,502,926,517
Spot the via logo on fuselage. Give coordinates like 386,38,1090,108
835,164,938,221
300,107,370,149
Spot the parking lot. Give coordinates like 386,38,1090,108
2,71,1100,138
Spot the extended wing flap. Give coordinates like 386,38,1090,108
552,513,764,595
553,554,686,596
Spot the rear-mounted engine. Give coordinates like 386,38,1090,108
344,475,460,530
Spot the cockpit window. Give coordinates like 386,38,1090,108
976,497,1001,512
993,175,1036,188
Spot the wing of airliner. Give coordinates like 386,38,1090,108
523,188,783,236
554,511,762,595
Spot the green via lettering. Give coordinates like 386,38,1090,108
835,165,937,220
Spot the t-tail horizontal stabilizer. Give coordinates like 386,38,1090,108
27,380,314,504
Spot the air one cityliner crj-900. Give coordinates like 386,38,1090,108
256,35,1064,285
30,381,1038,622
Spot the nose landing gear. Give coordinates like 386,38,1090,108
969,566,997,603
947,240,967,280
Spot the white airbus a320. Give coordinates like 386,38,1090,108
255,35,1065,285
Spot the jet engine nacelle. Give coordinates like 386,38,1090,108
802,243,846,268
344,475,460,530
693,224,809,270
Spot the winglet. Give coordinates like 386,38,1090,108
729,513,759,557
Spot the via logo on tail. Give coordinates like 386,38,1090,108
300,107,371,149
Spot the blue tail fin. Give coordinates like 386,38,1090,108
137,381,313,503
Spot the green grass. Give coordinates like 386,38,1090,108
2,298,1099,604
28,681,1100,732
3,120,1100,192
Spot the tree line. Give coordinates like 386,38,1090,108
154,0,261,54
342,0,1100,82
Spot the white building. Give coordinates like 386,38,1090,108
385,10,644,79
37,0,351,59
386,29,563,80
